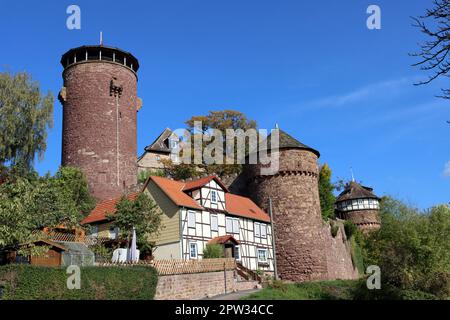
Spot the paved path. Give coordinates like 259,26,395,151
204,289,261,300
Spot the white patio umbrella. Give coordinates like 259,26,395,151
128,227,138,263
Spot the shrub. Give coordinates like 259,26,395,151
90,244,113,263
202,244,224,259
362,198,450,299
349,237,365,275
138,169,165,184
0,265,158,300
330,222,339,238
344,220,357,239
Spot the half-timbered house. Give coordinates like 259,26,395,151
143,175,275,272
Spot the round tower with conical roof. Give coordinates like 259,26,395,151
335,181,381,232
59,45,141,201
246,129,328,281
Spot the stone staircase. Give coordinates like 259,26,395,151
236,262,262,282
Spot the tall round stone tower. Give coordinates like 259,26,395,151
247,129,328,281
335,181,381,232
59,45,141,201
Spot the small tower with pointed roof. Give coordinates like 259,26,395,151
335,181,381,232
245,128,328,282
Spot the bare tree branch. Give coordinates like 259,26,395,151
410,0,450,100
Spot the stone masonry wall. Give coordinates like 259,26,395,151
247,149,328,282
323,223,359,280
341,210,381,233
61,61,138,201
155,270,237,300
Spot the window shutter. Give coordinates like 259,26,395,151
188,211,196,228
254,222,260,237
211,215,218,231
232,219,240,234
261,224,267,238
226,217,233,233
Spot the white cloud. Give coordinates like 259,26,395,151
444,161,450,178
309,77,414,108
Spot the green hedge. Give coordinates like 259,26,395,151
0,265,158,300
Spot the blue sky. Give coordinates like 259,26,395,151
0,1,448,208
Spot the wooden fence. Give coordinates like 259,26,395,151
97,258,236,275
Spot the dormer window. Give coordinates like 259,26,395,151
211,190,217,203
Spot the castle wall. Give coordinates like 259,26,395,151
61,61,138,201
247,149,328,282
339,210,381,233
322,223,359,280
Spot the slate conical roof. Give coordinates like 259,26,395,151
336,181,379,202
264,129,320,157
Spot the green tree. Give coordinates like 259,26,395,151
111,193,163,251
362,197,450,298
0,72,53,169
318,163,336,220
137,169,165,184
203,244,224,259
174,110,258,178
185,110,257,132
53,166,96,216
0,167,95,251
161,160,199,180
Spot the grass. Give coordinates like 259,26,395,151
242,279,445,300
242,280,360,300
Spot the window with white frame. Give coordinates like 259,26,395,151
234,246,240,260
211,214,218,231
260,224,267,238
226,217,239,234
254,222,261,238
257,248,268,263
189,242,198,259
188,211,196,228
210,190,217,203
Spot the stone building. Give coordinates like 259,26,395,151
335,181,381,232
244,129,329,281
59,43,360,281
59,45,142,201
137,128,180,173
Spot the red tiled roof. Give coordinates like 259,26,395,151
183,175,229,192
149,176,203,210
208,235,240,245
146,175,270,223
225,193,270,223
81,193,139,224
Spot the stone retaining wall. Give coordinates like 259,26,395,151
155,270,255,300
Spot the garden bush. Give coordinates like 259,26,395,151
0,264,158,300
203,244,224,259
344,220,357,239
